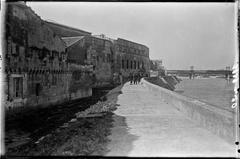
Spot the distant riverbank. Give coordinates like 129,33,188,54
175,78,234,112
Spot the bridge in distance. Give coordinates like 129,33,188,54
167,70,232,77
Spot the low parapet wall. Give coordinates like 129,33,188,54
142,78,235,144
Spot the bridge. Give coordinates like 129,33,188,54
167,69,232,77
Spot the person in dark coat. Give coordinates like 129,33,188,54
129,72,133,85
137,72,141,84
133,72,137,84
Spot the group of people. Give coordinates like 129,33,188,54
114,71,146,85
129,72,142,85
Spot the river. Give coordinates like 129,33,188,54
175,77,235,112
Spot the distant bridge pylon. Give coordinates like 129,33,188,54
189,66,194,80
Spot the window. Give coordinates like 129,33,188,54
36,83,40,96
134,61,136,69
138,61,140,69
7,37,12,54
126,60,129,69
13,77,23,98
130,61,133,69
122,59,124,69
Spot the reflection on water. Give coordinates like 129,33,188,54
175,78,234,111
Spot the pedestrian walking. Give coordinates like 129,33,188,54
129,72,133,85
140,73,143,84
133,72,137,84
119,72,123,85
137,72,141,84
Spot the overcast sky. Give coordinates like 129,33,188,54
27,2,237,70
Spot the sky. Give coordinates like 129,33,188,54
27,2,238,70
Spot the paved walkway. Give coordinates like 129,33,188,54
106,82,235,157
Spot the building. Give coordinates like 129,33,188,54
62,34,114,88
150,59,166,77
61,35,114,88
4,2,151,111
113,38,150,80
85,35,114,87
44,22,151,86
4,2,93,110
150,60,163,70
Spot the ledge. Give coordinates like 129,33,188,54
142,78,235,144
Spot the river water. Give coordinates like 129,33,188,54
175,77,235,112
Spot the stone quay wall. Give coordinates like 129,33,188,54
142,78,235,144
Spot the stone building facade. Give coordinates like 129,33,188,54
4,2,150,110
113,38,150,80
45,21,115,88
62,35,114,88
4,2,92,110
41,20,151,86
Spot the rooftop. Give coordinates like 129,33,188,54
61,36,85,48
45,20,91,35
117,38,148,49
92,34,115,43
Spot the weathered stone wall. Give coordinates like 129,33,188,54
4,2,151,111
62,35,113,88
84,36,114,87
64,38,87,65
113,38,150,80
43,21,151,87
4,2,92,110
68,64,93,100
142,78,235,144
